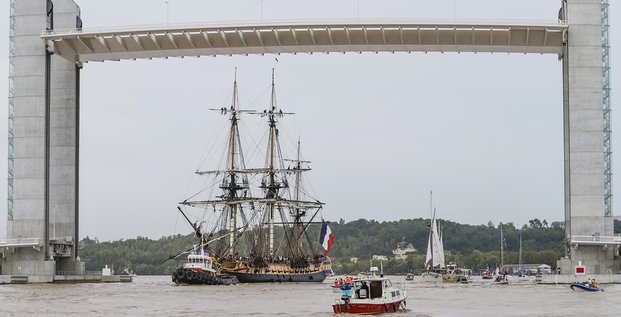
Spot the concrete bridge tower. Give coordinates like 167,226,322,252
559,0,619,274
2,0,83,278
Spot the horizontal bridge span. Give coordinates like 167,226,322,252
42,22,568,63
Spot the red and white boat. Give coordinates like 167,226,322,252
332,274,407,314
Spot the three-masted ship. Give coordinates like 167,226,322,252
177,71,332,283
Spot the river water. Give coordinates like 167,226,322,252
1,275,620,316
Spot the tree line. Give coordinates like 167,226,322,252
78,219,618,275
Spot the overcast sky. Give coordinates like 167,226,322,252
0,0,619,241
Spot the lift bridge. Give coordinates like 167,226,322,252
2,0,618,279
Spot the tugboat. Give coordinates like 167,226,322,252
332,270,407,314
170,207,238,285
171,246,238,285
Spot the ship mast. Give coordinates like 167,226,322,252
183,68,250,258
227,69,240,256
266,70,278,256
292,139,306,257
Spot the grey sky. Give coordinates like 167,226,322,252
0,0,619,241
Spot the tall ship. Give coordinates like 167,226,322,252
177,71,332,283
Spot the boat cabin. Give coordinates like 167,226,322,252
184,254,216,272
350,277,401,300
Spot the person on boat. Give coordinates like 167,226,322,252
358,281,369,299
340,282,353,303
334,278,343,287
591,279,598,288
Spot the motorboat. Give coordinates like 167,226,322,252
332,275,407,314
570,281,603,292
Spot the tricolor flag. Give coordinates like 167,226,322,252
319,222,334,255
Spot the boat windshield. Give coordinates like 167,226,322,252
352,279,385,299
384,279,392,288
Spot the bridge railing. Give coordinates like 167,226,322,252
570,235,621,245
42,18,568,36
0,238,44,247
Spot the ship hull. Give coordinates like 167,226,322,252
172,268,239,285
332,299,406,314
230,270,326,283
570,282,603,292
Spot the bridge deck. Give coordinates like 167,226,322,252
42,21,568,63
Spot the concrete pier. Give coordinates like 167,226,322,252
0,274,133,285
537,274,621,285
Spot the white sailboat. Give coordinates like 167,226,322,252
422,192,445,279
494,223,509,284
422,192,470,283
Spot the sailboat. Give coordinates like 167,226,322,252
177,70,332,283
422,192,446,280
494,223,509,284
422,192,469,283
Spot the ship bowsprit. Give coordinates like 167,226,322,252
172,268,239,285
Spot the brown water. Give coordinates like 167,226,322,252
1,276,620,316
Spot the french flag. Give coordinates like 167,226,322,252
319,222,334,255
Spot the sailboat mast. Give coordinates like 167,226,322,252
519,229,523,272
425,191,432,269
425,190,434,270
500,223,504,269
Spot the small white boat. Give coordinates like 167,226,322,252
494,274,509,285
